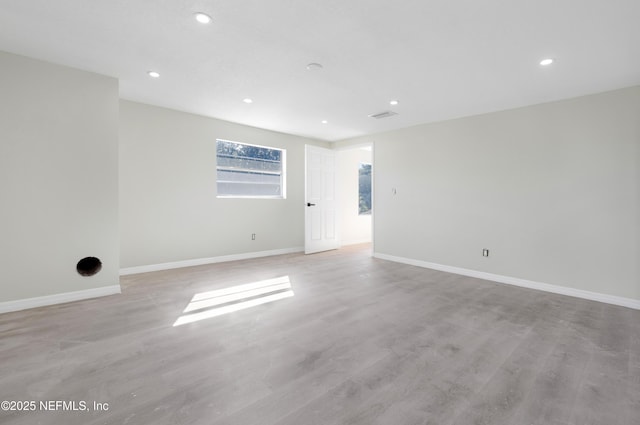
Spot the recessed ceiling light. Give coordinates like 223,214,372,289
539,58,554,66
390,100,399,106
306,63,323,71
321,120,328,124
194,12,212,24
243,98,253,104
147,71,160,78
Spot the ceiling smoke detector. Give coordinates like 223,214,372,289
306,63,323,71
368,111,398,119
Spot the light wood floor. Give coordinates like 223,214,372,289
1,245,639,425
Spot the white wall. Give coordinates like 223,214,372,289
337,147,372,245
336,86,640,302
0,51,120,305
119,100,328,269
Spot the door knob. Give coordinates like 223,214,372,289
307,202,316,207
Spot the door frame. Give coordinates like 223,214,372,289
305,142,374,254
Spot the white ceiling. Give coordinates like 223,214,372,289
1,0,639,142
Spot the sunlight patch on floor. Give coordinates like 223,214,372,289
173,276,294,326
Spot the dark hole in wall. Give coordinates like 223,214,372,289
77,257,102,277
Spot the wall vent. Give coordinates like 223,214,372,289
368,111,398,119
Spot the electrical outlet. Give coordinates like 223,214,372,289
482,249,489,257
251,233,256,240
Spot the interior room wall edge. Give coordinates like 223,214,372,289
0,285,122,314
374,253,640,310
119,247,303,276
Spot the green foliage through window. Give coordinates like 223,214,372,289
359,163,372,215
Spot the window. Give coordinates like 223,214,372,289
216,139,286,198
359,163,372,214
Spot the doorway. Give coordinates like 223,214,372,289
336,144,373,247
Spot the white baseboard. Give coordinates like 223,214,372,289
120,247,304,276
374,252,640,310
341,238,372,247
0,285,122,314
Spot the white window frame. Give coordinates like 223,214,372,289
216,139,287,199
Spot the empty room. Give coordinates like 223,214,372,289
1,1,639,425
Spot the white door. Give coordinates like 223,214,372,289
305,145,339,254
